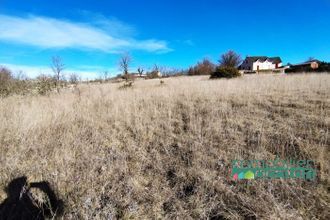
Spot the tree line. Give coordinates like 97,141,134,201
0,50,243,96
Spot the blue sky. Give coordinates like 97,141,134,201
0,0,330,78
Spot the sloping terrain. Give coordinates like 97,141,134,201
0,74,329,219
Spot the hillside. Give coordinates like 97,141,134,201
0,74,329,219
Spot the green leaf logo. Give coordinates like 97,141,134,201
244,170,255,179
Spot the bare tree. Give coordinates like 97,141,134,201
51,56,65,92
153,64,160,72
69,73,79,85
137,67,144,76
103,70,109,81
119,53,131,76
218,50,242,68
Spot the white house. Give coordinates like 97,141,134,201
131,73,147,78
239,56,282,72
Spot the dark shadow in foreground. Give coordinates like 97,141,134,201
0,176,63,220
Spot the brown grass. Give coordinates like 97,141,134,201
0,74,329,219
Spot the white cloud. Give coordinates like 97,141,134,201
78,10,137,38
0,63,118,80
0,63,49,78
0,14,171,53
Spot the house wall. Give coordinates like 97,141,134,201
253,60,282,71
241,58,283,71
278,62,283,68
240,60,254,70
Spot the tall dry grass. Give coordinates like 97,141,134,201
0,74,329,219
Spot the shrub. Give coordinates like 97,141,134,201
318,62,330,72
69,73,79,85
145,64,163,79
36,75,55,95
210,67,241,79
119,81,134,89
146,71,161,79
188,59,216,76
10,80,31,96
121,73,135,81
0,67,33,96
0,67,13,96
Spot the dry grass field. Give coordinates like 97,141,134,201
0,74,329,219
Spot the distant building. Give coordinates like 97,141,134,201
285,59,326,73
290,59,320,70
239,56,282,72
131,73,147,79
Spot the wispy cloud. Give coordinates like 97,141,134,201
78,10,138,38
0,63,118,80
0,14,172,53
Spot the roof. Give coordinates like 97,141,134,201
291,59,321,67
245,56,282,64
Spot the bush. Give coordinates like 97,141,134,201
0,67,35,96
188,59,215,76
69,73,79,84
146,71,161,79
0,67,13,96
119,81,134,90
210,67,241,79
318,62,330,72
36,75,56,95
121,73,135,81
10,80,31,95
